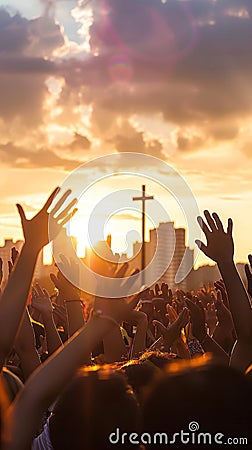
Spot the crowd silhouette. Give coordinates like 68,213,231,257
0,187,251,448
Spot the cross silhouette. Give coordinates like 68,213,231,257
133,185,154,286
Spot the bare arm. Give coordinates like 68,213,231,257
14,308,41,380
6,294,138,450
196,211,252,341
32,285,62,355
0,188,76,372
196,211,252,370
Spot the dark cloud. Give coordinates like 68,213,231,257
70,132,91,151
175,131,205,152
57,0,252,151
0,142,81,170
110,120,164,157
0,9,62,126
0,1,251,161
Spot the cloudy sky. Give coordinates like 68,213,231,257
0,0,252,267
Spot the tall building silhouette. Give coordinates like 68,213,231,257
131,222,194,290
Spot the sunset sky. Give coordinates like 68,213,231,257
0,0,252,268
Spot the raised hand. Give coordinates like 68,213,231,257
196,211,234,263
197,284,213,307
172,290,186,314
214,279,229,308
154,282,172,305
50,255,81,304
17,188,77,252
212,290,235,354
153,307,189,350
185,296,206,343
32,283,62,355
32,284,53,317
245,255,252,297
204,301,217,335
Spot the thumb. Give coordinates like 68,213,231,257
152,320,168,337
16,204,26,226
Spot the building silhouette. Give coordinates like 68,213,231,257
131,221,194,291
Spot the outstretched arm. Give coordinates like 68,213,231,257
6,295,138,450
31,285,62,355
196,211,252,341
196,211,252,371
0,188,76,371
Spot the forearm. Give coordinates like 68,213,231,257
130,319,148,358
200,334,229,364
175,338,190,359
218,260,252,339
103,325,128,363
0,244,39,369
42,314,63,355
230,340,252,373
14,308,41,380
64,300,85,337
7,316,114,450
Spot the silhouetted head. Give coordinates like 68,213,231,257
49,367,140,450
143,360,252,448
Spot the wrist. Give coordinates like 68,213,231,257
64,299,83,305
22,242,40,258
217,258,235,271
199,333,208,346
42,311,54,322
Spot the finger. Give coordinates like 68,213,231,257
55,198,78,222
179,307,190,327
212,212,224,232
204,210,217,232
11,247,19,265
32,286,38,299
195,240,208,255
60,208,78,226
115,262,129,278
42,187,61,212
168,289,173,304
50,273,60,288
155,284,160,296
167,304,178,321
16,204,26,225
59,254,70,269
197,216,211,236
185,297,197,312
42,288,50,299
216,290,223,303
161,283,168,295
128,268,140,277
35,283,44,298
8,261,13,275
50,189,72,216
248,254,252,269
227,218,233,235
127,292,142,310
152,320,167,336
245,264,251,279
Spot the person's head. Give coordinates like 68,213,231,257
121,352,178,404
143,360,252,448
49,366,140,450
